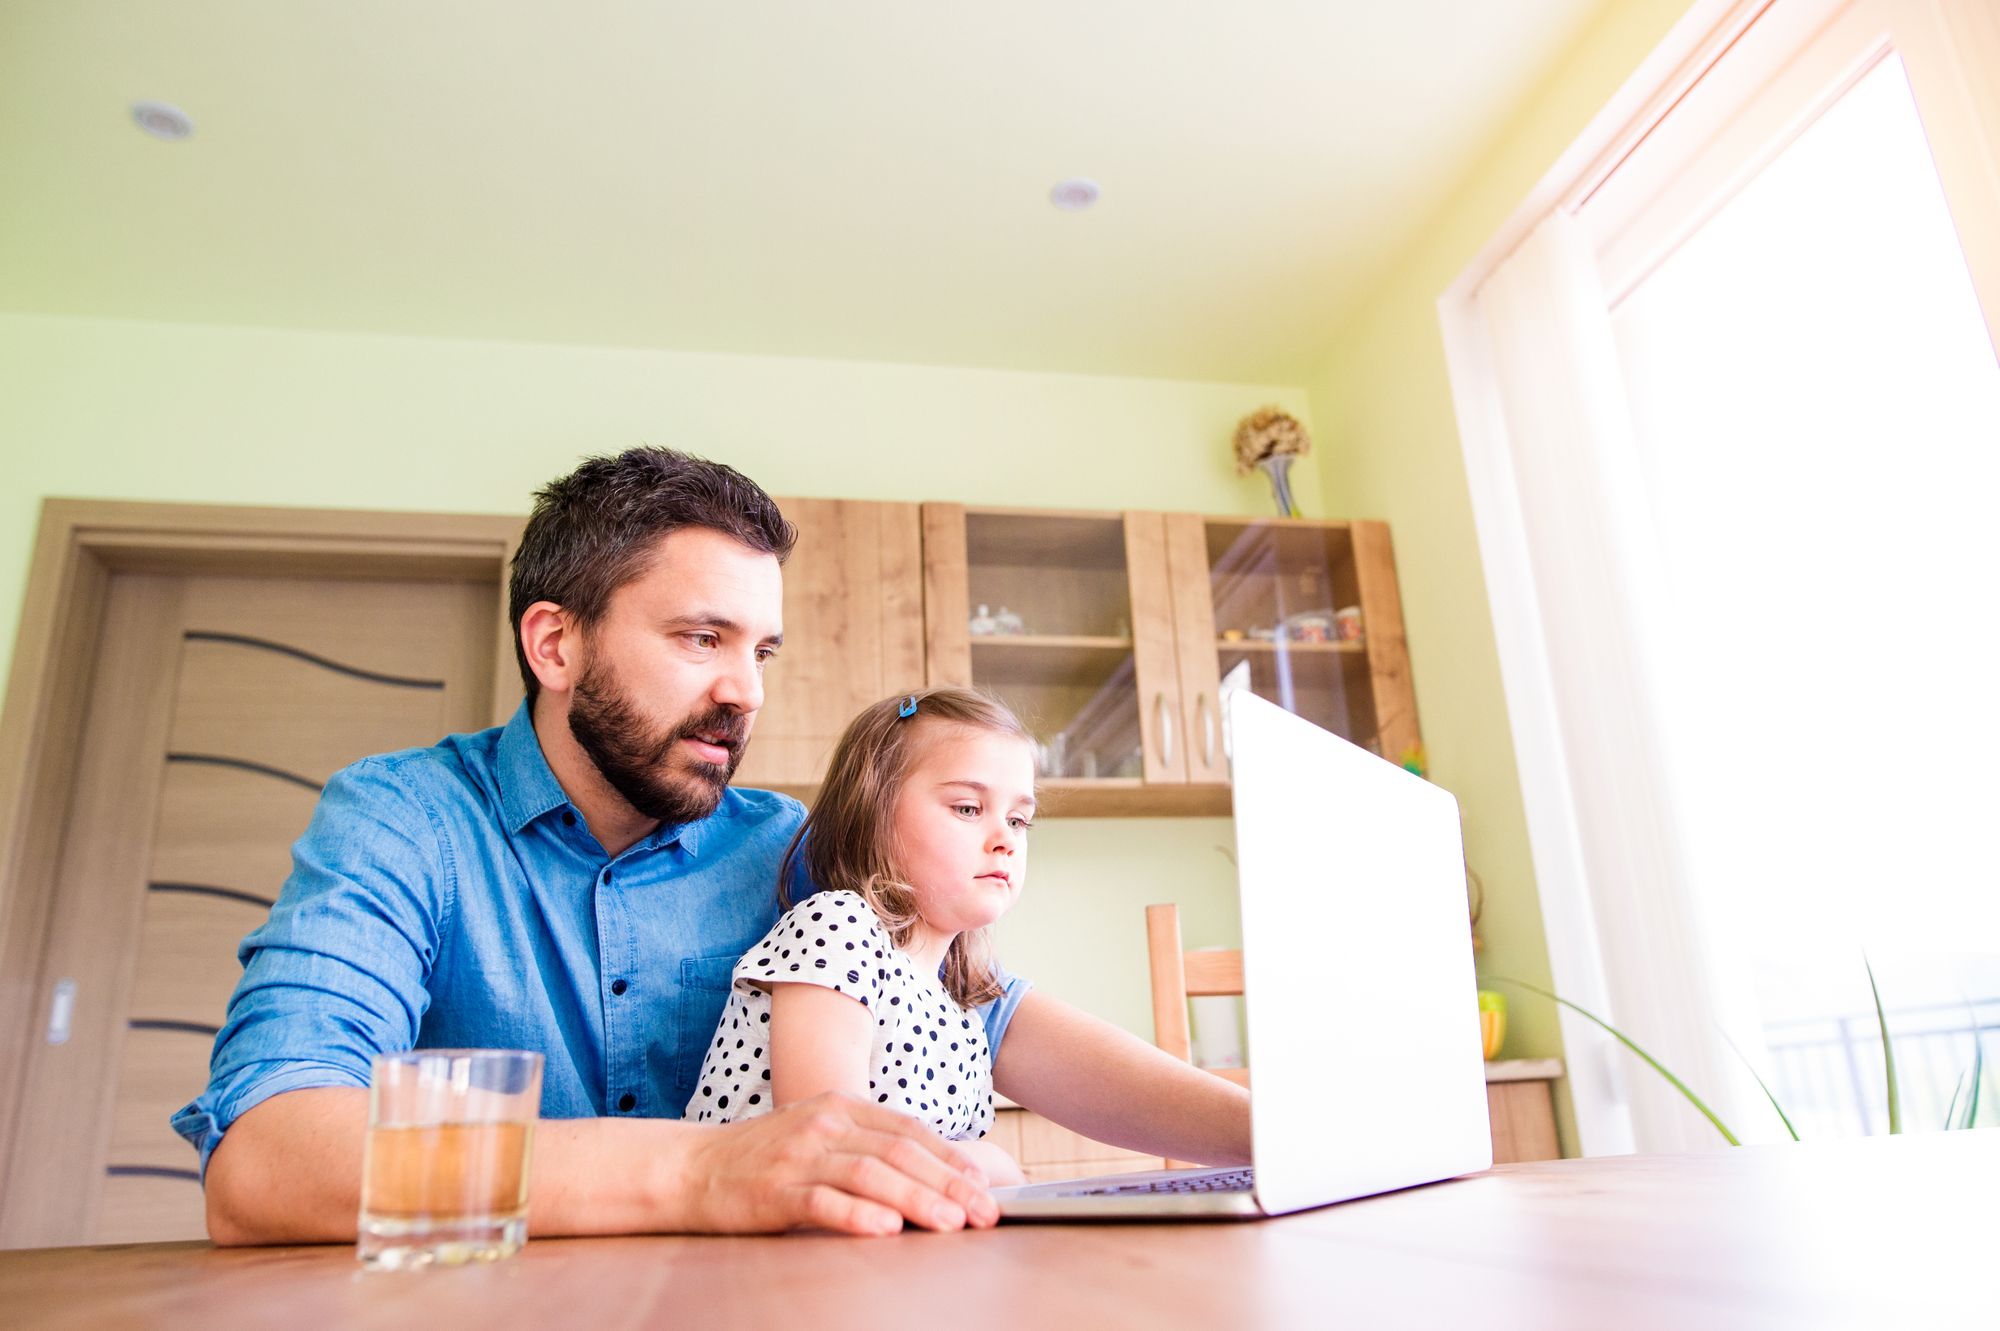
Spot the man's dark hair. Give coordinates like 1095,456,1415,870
508,447,796,702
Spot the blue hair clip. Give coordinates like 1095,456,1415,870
898,694,919,719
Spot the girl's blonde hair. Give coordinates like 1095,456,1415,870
779,685,1033,1009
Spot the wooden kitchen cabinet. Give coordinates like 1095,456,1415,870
921,505,1422,816
730,497,926,796
1189,515,1422,774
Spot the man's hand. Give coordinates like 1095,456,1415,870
670,1093,1000,1236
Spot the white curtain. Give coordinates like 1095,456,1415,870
1469,211,1748,1155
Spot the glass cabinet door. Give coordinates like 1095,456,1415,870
1193,517,1419,769
923,506,1187,788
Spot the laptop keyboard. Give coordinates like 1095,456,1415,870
1058,1168,1255,1197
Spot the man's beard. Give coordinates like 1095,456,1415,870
568,656,748,825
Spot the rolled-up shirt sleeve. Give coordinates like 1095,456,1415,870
171,757,453,1176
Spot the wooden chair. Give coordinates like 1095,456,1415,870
1145,903,1250,1090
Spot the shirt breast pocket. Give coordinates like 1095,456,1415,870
679,953,740,994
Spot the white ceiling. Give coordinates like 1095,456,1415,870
0,1,1605,383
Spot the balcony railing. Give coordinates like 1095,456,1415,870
1761,997,1998,1137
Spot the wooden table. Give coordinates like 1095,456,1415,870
4,1133,1992,1330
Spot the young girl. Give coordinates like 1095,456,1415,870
685,686,1035,1169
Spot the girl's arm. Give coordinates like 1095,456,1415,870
765,981,1023,1185
992,990,1251,1167
767,982,874,1105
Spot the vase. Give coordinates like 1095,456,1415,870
1257,454,1300,518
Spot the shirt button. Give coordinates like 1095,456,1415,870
562,811,576,826
602,868,613,883
611,979,628,996
617,1093,636,1112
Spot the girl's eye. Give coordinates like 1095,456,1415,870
1008,816,1034,832
952,803,980,819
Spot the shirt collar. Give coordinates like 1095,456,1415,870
649,802,716,857
497,699,724,856
496,701,573,835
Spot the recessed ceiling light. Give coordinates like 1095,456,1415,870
1049,178,1101,212
131,101,194,141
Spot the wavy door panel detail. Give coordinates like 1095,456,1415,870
107,1027,214,1172
128,889,269,1029
183,631,445,690
88,573,499,1246
167,649,447,788
148,764,320,894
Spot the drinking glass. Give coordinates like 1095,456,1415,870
358,1049,543,1269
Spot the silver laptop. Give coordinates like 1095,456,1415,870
993,688,1491,1219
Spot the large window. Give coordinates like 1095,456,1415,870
1610,53,2000,1140
1444,0,2000,1151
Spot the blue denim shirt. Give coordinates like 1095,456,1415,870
172,703,1031,1174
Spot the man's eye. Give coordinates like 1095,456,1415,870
755,647,778,665
687,632,719,650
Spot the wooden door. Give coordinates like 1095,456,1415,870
0,571,499,1248
729,499,926,795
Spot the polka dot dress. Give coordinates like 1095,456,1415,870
683,889,994,1140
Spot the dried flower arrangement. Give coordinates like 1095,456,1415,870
1231,406,1312,475
1233,407,1312,516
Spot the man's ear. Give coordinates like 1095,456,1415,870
519,601,583,697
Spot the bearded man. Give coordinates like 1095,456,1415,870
177,448,1006,1240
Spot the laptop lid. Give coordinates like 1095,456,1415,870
1229,689,1492,1215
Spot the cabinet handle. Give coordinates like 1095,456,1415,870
1155,693,1174,767
1197,692,1216,771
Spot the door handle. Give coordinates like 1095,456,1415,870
46,978,76,1045
1155,693,1174,768
1197,692,1216,771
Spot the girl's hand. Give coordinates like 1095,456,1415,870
951,1137,1027,1188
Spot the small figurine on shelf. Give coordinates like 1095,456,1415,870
993,605,1026,636
1280,610,1335,643
968,604,998,637
1032,732,1068,778
1335,605,1365,643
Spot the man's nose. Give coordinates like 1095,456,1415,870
712,650,765,714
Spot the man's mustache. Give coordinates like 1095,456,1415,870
664,707,749,760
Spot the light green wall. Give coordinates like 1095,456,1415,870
1,0,1701,1098
0,309,1308,1036
1307,0,1695,1149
